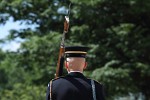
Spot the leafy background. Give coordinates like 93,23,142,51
0,0,150,100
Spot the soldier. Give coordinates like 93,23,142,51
46,46,105,100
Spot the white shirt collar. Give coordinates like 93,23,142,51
68,71,83,73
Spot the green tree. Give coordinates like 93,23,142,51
0,0,150,99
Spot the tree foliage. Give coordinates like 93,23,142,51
0,0,150,99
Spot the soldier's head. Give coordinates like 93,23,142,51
64,46,89,72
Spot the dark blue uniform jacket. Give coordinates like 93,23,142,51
46,72,105,100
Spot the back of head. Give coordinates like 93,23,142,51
65,46,89,72
66,57,85,68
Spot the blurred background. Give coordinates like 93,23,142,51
0,0,150,100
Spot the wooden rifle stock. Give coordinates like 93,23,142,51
55,18,69,78
55,3,71,78
55,47,65,78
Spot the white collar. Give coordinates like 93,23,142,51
68,71,83,73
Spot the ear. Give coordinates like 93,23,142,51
84,62,87,69
65,61,68,69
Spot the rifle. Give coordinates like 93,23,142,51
55,4,71,78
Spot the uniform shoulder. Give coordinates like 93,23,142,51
87,78,103,85
50,76,65,82
94,80,103,85
47,76,65,87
